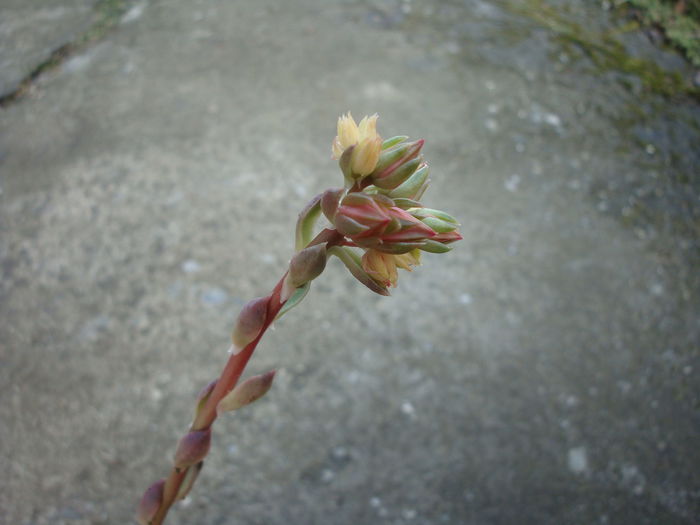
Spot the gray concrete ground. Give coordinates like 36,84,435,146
1,1,698,524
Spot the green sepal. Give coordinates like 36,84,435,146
295,194,322,251
275,282,311,320
382,136,408,149
392,198,422,209
365,241,426,254
420,240,452,253
409,207,459,224
320,188,345,222
421,216,458,233
339,144,355,180
371,143,411,175
388,164,430,199
328,246,390,296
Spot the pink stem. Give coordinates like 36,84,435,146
148,229,344,525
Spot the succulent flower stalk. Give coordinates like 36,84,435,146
137,113,461,524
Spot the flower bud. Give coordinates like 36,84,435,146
174,428,212,470
137,479,165,525
333,193,438,254
288,244,327,287
387,163,431,200
327,246,390,296
409,207,460,233
231,296,269,349
370,139,424,189
361,248,422,288
362,250,398,287
175,461,203,501
217,370,276,414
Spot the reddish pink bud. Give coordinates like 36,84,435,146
217,370,276,414
231,296,269,348
174,428,212,470
333,193,437,254
288,244,327,287
137,479,165,525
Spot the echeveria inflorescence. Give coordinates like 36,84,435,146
137,112,461,525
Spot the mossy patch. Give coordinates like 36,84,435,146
615,0,700,67
504,0,700,99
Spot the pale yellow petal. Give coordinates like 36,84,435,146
394,249,421,271
351,136,382,176
337,112,359,150
362,249,398,287
358,114,379,141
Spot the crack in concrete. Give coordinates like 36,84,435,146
0,0,135,108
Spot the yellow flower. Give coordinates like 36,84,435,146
332,112,382,177
361,249,421,288
394,249,421,271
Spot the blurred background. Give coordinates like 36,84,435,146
1,1,698,524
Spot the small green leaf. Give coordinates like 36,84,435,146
275,282,311,320
295,194,322,251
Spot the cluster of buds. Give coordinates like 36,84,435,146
324,113,461,289
137,112,461,525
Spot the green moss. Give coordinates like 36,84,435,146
504,0,699,98
616,0,700,66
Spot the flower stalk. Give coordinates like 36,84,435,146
137,114,461,524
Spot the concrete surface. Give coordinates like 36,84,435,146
1,0,698,524
0,0,98,96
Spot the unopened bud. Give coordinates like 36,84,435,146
387,163,431,200
176,461,203,501
137,479,165,525
288,244,327,287
174,428,212,470
320,188,345,222
217,370,276,414
231,296,269,348
370,139,424,189
409,207,460,233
